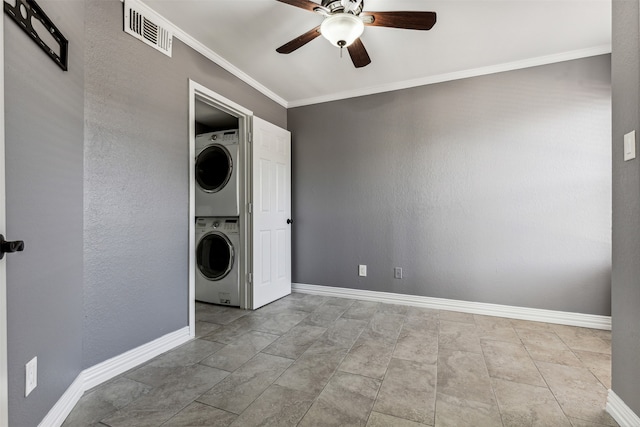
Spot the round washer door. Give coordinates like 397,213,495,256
197,231,234,281
195,144,233,193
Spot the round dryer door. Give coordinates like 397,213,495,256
196,145,233,193
197,232,234,281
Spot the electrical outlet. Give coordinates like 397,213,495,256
25,356,37,397
358,264,367,277
394,267,403,279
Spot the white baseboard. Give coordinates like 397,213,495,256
38,374,85,427
83,326,191,391
292,283,612,330
39,326,192,427
607,390,640,427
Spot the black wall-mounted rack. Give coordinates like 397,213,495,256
4,0,68,71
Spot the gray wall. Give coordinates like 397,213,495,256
83,0,286,367
4,0,85,425
5,0,286,423
289,55,612,316
611,0,640,415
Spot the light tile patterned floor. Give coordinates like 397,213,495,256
63,293,617,427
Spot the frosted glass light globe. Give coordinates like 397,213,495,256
320,13,364,48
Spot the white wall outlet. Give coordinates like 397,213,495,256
624,130,636,161
25,356,37,397
358,264,367,277
394,267,403,279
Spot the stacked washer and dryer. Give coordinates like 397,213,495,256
195,129,241,306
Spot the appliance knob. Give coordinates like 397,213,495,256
213,222,220,228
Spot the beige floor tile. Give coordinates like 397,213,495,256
197,353,294,414
373,358,437,425
341,300,380,320
492,378,571,427
275,342,348,396
574,350,611,389
536,361,617,426
474,314,521,343
339,335,396,379
437,349,495,406
262,324,327,359
299,304,349,327
434,392,502,427
440,310,475,324
481,339,546,387
200,331,280,371
162,402,237,426
228,384,315,427
393,322,439,364
298,371,380,427
510,318,554,331
552,325,612,355
366,412,430,426
439,320,482,353
524,343,584,367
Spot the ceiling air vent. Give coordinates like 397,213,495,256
124,0,173,57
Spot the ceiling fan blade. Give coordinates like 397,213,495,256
275,0,320,13
347,38,371,68
361,11,437,30
276,26,321,54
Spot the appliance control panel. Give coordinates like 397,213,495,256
196,217,239,233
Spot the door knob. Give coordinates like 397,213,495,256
287,219,293,224
0,234,24,260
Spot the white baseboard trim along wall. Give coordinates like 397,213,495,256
607,390,640,427
292,283,612,330
39,327,191,427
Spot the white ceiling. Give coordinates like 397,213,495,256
142,0,611,107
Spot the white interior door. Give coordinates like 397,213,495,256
1,14,9,426
251,116,291,309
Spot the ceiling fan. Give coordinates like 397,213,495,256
275,0,437,68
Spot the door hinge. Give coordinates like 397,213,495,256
248,273,253,284
248,202,252,214
248,131,252,143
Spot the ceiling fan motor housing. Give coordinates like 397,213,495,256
321,0,363,16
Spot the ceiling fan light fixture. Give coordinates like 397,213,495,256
320,13,364,48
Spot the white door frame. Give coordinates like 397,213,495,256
1,13,10,426
188,80,253,334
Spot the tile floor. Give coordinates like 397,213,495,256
63,293,617,427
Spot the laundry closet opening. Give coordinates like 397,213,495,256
188,81,253,339
188,80,292,336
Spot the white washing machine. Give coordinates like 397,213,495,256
195,217,240,306
195,129,240,217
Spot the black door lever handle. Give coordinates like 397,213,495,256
0,234,24,260
287,219,293,224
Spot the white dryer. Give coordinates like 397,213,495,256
195,130,240,217
195,217,240,306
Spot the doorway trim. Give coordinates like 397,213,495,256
1,12,9,426
188,80,253,334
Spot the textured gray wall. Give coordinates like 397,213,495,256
289,55,611,316
4,1,85,425
83,0,286,368
611,0,640,415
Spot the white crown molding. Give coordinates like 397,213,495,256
39,327,191,426
292,283,612,330
131,1,610,109
131,0,288,108
287,45,612,108
607,390,640,427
